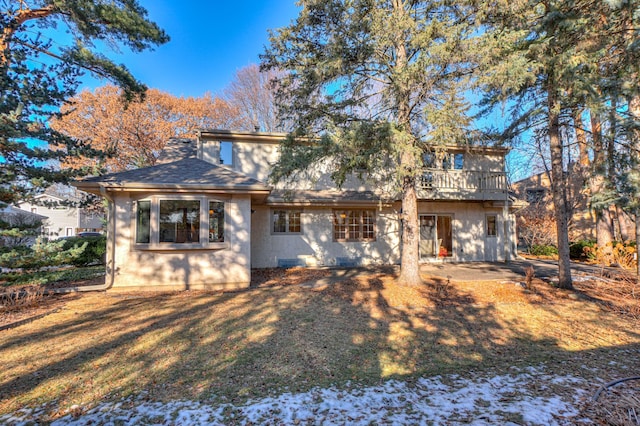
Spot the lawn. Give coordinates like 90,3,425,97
0,268,639,423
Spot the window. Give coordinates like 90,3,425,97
159,200,200,243
209,202,224,242
220,141,233,165
526,189,546,203
272,209,302,234
66,227,74,237
134,197,226,248
30,207,37,214
136,201,151,243
333,210,375,241
486,214,497,237
422,152,438,168
453,153,464,170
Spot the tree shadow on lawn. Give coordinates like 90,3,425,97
0,273,639,420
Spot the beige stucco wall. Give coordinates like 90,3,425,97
251,201,511,268
106,192,252,291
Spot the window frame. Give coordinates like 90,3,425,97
271,209,303,235
333,209,376,242
486,214,498,237
133,195,229,250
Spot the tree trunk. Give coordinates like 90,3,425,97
548,85,573,289
393,0,422,286
636,212,640,285
398,172,422,285
572,107,590,168
589,110,615,250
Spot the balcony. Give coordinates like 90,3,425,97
417,169,508,201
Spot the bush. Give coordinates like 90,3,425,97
583,241,637,268
0,238,87,270
570,240,596,260
62,236,106,266
529,244,558,256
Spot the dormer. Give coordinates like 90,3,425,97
197,129,286,182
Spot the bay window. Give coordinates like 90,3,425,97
134,196,226,248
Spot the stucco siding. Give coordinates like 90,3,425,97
251,205,401,268
108,192,252,291
251,202,510,268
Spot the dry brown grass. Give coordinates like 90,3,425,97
0,268,639,422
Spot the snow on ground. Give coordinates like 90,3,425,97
2,366,592,425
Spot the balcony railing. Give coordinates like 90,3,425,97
418,169,507,199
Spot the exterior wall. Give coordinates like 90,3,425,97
18,195,104,238
251,201,511,268
416,201,509,262
107,192,252,291
200,137,508,197
251,205,401,268
18,196,79,238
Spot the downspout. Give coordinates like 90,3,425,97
45,185,115,294
503,164,511,263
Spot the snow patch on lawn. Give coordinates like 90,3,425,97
2,367,591,425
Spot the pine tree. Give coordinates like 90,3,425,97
262,0,476,286
0,1,169,206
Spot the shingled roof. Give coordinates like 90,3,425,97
267,189,389,206
73,158,271,193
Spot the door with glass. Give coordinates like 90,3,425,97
419,214,453,259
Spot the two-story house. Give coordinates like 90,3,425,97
73,129,517,291
16,186,104,239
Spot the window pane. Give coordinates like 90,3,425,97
209,202,225,242
362,210,375,239
136,200,151,243
273,210,287,233
454,153,464,170
159,200,200,243
334,211,347,240
487,215,497,237
288,211,301,233
348,211,360,240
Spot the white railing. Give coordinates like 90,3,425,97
418,169,507,192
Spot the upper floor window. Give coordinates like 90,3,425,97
526,189,546,203
220,141,233,165
453,153,464,170
272,209,302,234
422,152,464,170
333,209,376,242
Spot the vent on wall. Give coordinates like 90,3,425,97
336,257,363,267
277,258,307,268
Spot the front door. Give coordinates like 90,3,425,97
419,214,453,260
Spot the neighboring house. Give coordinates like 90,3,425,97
0,205,47,247
74,130,519,291
512,169,636,242
16,186,104,239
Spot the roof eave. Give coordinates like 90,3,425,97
72,181,272,195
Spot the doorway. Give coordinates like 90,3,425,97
419,214,453,260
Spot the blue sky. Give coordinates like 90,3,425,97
81,1,301,97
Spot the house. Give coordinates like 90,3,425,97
512,168,636,243
0,205,47,247
73,130,518,291
16,186,104,239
